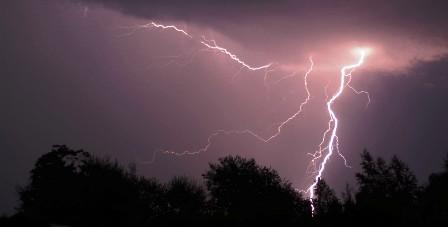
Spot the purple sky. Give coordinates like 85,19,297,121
1,0,448,214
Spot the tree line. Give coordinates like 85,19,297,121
1,145,447,226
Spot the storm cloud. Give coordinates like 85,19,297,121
75,0,448,69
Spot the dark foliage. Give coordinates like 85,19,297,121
420,154,448,225
2,146,448,227
312,179,343,226
16,145,167,227
354,150,420,226
162,176,208,226
18,145,90,225
203,156,311,226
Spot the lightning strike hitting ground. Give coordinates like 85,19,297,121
306,49,368,215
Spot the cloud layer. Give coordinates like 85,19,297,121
76,0,448,70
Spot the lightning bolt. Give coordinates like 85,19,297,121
261,56,314,142
346,75,371,108
306,49,367,215
146,57,315,162
130,21,372,216
138,22,193,38
199,36,272,71
131,22,272,72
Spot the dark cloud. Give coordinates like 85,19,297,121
76,0,448,43
73,0,448,71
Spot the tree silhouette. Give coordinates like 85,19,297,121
203,156,311,226
420,153,448,225
18,145,90,225
17,145,167,227
166,176,206,216
340,184,356,227
7,145,448,227
355,150,419,226
162,176,208,226
132,176,167,226
313,179,342,226
78,157,146,226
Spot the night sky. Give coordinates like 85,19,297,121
1,0,448,215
